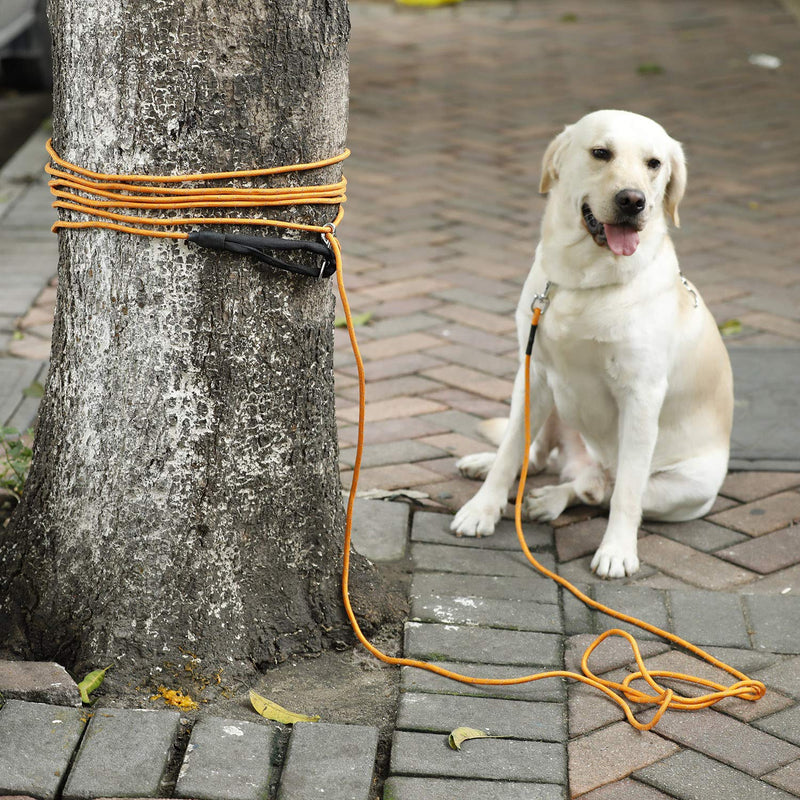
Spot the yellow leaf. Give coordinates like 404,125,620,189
249,690,320,724
719,319,742,337
77,665,112,705
448,726,492,750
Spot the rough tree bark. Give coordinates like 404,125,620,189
0,0,366,684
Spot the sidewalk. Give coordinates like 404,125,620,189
2,1,800,798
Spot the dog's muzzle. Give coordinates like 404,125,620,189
582,202,641,257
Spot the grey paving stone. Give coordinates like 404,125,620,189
568,720,680,796
0,700,86,800
0,359,42,426
174,716,275,800
411,542,554,579
754,703,800,748
412,511,552,551
410,571,558,605
764,759,800,796
0,126,51,183
396,692,565,742
277,722,378,800
350,498,409,562
653,707,800,777
404,622,561,667
635,749,798,800
641,518,749,552
754,654,800,698
576,778,678,800
729,348,800,470
746,595,800,654
361,312,442,339
62,708,181,800
567,673,633,738
400,661,565,703
562,582,594,636
591,585,669,642
340,438,447,469
410,594,561,633
389,730,566,784
0,661,81,707
382,775,562,800
564,634,670,675
669,590,750,648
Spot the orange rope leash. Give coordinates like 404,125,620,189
45,138,348,239
47,143,765,732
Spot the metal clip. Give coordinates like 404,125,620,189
320,222,337,277
531,280,552,315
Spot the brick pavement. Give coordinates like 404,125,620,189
2,0,800,798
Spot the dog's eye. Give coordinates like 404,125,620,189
591,148,612,162
647,158,662,170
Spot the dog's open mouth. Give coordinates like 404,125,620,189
581,203,640,257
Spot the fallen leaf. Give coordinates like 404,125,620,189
637,62,664,75
449,726,500,750
334,311,373,329
249,690,320,724
22,381,44,398
719,319,742,337
77,665,112,704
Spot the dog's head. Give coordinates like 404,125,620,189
539,110,686,258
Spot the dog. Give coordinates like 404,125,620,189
450,109,733,578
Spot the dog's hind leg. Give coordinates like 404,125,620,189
642,452,728,522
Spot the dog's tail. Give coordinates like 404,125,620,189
478,417,508,447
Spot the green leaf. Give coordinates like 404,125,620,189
22,381,44,398
334,311,373,329
719,319,742,337
249,690,320,724
77,665,112,705
637,62,664,75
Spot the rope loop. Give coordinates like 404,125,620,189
45,139,348,240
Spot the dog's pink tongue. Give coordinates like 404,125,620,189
604,223,640,256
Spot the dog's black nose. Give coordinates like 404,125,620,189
615,189,646,216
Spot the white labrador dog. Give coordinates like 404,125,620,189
451,109,733,579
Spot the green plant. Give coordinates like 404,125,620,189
0,427,34,503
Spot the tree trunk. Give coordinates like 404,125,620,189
0,0,354,683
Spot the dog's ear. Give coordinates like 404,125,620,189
539,126,572,194
664,139,687,227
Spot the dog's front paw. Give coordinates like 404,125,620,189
590,544,640,579
456,452,496,481
450,494,504,537
522,484,571,522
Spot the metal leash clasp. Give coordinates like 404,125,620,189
320,222,337,277
526,281,551,356
531,280,552,316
